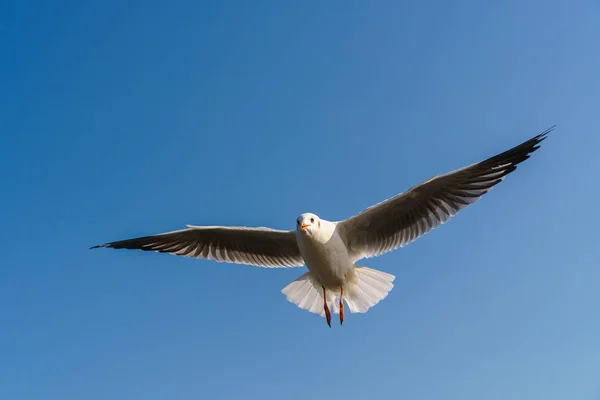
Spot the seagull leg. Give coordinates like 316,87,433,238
339,286,345,325
322,286,331,327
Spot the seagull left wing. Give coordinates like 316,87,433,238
91,225,305,268
338,127,553,262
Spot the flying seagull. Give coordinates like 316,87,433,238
92,127,553,327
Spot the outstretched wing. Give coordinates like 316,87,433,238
92,225,305,268
338,126,553,262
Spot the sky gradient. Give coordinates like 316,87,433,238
1,1,599,399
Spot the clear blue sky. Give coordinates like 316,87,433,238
1,1,599,399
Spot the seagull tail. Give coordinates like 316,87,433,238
281,272,329,317
281,266,395,317
343,266,395,314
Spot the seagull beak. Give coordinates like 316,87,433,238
301,222,309,231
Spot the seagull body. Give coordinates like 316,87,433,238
92,127,553,326
297,216,355,287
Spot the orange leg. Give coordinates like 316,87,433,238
339,286,345,325
322,286,331,327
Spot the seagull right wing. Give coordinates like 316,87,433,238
338,126,553,262
91,225,305,268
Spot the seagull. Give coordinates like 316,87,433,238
91,127,553,327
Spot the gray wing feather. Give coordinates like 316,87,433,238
338,127,553,261
91,225,305,268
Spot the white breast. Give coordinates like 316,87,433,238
296,221,353,288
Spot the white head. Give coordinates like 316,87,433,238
296,212,321,235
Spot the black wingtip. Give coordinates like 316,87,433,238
530,125,555,149
537,125,556,139
90,244,107,249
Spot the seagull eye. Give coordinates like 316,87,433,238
310,218,314,223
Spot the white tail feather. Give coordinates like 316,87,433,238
344,266,395,313
281,272,329,316
281,266,395,317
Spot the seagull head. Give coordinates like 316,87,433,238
296,213,320,235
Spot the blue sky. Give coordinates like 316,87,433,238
1,1,599,399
